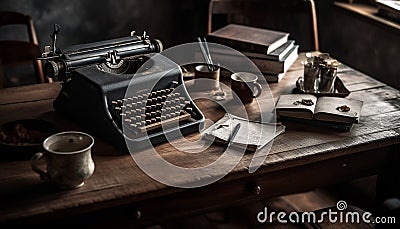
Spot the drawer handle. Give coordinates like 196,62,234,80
134,210,141,220
252,185,261,195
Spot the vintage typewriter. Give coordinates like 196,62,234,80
41,25,204,151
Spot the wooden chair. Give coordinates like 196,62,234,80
208,0,319,52
0,11,46,88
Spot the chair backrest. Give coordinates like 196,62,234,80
0,11,46,88
208,0,319,52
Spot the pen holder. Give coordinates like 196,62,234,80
194,64,220,91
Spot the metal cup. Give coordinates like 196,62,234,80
302,61,320,92
319,61,339,93
31,131,95,189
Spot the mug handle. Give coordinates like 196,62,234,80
252,82,262,98
31,152,49,181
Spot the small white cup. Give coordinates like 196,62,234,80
31,131,95,189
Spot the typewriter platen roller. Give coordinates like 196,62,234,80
43,27,204,151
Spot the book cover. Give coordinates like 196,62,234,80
263,72,286,83
278,116,354,132
242,40,295,61
275,94,363,124
376,0,400,22
249,45,299,74
207,24,289,54
376,0,400,14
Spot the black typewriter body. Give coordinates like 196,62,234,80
43,29,204,151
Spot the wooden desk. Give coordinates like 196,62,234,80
0,53,399,227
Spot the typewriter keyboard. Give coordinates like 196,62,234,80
111,81,196,136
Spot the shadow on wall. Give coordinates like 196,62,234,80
0,0,209,49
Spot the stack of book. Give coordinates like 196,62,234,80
207,24,299,83
376,0,400,23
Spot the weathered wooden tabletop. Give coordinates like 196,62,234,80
0,53,399,226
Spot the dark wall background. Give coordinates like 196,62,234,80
0,0,209,49
316,0,400,89
1,0,398,89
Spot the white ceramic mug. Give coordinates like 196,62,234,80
31,131,95,189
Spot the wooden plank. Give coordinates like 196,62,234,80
0,99,55,124
0,83,60,105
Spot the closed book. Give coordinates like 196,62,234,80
376,0,400,14
278,116,353,132
376,0,400,22
263,73,285,83
207,45,298,76
378,8,400,22
249,45,299,74
207,24,289,54
242,40,295,61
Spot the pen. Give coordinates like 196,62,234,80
197,37,215,71
226,123,241,149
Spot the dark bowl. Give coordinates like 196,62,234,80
0,119,59,160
